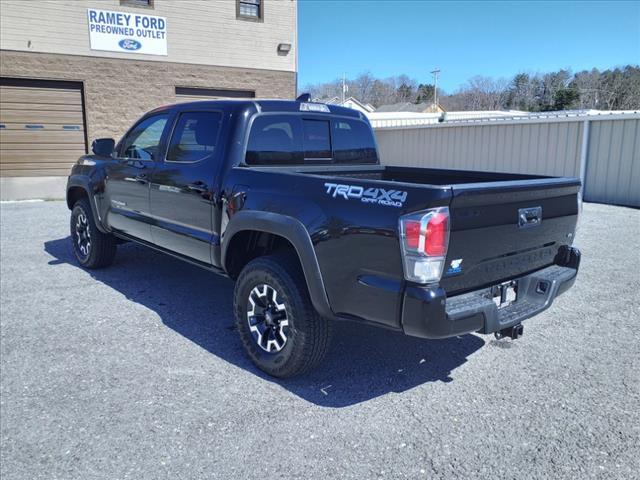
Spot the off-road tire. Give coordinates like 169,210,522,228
234,252,331,378
70,198,117,269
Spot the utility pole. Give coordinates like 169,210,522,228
430,68,441,110
342,73,347,104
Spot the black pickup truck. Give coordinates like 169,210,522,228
66,99,581,377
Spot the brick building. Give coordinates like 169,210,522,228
0,0,297,199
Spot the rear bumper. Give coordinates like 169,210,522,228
400,247,581,339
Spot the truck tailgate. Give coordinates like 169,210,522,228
441,177,581,295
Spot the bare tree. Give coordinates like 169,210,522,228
350,72,375,103
302,66,640,112
571,69,602,109
453,76,509,110
369,78,397,106
506,73,537,111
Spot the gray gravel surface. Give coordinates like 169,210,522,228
1,200,639,479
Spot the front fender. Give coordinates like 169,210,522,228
66,172,108,233
221,210,335,320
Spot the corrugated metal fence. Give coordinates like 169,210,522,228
584,118,639,207
373,113,640,207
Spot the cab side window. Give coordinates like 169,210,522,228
166,111,222,162
120,114,169,161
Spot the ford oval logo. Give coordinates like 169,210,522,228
118,39,142,51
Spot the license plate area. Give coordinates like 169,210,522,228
491,280,517,309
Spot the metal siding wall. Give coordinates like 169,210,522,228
376,121,583,177
375,117,639,207
584,119,640,207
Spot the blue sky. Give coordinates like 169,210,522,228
298,0,640,92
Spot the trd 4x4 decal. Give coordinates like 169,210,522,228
324,183,408,208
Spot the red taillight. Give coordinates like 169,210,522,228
401,211,449,256
405,220,421,249
425,213,448,256
399,207,450,284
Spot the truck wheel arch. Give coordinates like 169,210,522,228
66,176,108,233
222,211,335,321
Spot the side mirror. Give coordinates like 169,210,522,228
91,138,115,157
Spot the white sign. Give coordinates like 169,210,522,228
87,8,167,56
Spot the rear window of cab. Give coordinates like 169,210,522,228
245,114,378,165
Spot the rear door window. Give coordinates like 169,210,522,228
332,119,378,164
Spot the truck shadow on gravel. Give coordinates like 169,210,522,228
45,237,485,408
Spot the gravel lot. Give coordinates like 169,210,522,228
1,200,639,479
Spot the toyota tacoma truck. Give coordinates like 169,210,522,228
66,98,581,377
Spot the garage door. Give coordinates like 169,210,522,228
0,78,86,177
175,86,255,103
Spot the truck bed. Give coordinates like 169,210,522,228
245,163,580,304
265,164,550,186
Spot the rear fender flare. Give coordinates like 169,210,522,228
221,210,335,320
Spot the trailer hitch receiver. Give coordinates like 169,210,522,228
494,323,524,340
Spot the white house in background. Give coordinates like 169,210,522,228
341,97,376,114
376,101,446,114
315,96,375,114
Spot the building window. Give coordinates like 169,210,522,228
237,0,262,21
175,86,255,99
120,0,154,8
